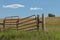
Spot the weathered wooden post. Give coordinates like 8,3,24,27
16,18,19,31
3,19,5,31
37,15,40,31
42,13,45,32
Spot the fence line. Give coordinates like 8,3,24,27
0,14,45,31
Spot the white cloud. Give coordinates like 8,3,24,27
30,7,43,10
3,4,24,8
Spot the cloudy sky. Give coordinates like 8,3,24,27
0,0,60,18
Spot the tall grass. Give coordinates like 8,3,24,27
0,30,60,40
0,17,60,40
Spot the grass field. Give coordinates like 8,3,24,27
0,17,60,40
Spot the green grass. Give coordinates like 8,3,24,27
0,30,60,40
0,17,60,40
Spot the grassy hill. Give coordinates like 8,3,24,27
0,17,60,40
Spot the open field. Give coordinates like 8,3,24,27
0,17,60,40
45,17,60,31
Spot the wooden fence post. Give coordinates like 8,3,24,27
37,15,40,31
42,13,45,32
3,19,5,31
16,18,19,31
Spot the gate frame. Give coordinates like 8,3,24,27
0,14,45,32
3,16,19,31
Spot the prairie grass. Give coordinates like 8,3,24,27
0,30,60,40
0,17,60,40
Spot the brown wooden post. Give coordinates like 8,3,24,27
36,15,40,31
42,13,45,32
16,18,19,31
3,19,5,31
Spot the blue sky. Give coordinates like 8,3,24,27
0,0,60,18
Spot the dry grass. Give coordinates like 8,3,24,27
0,17,60,40
0,17,60,31
45,17,60,31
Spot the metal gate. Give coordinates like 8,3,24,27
3,15,40,31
